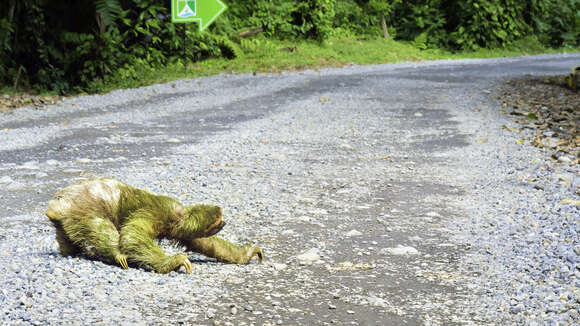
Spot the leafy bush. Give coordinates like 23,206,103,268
0,0,578,92
531,0,580,47
225,0,336,41
448,0,531,49
391,1,447,47
0,0,345,92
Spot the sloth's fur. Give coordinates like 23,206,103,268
46,178,263,273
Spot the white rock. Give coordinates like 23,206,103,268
271,153,287,161
6,181,25,191
345,229,363,237
62,169,82,174
46,159,59,166
77,158,92,163
297,216,311,223
546,137,560,148
382,245,419,256
558,156,572,163
272,263,287,271
281,230,296,236
340,143,354,150
0,176,14,184
206,308,216,319
425,211,441,218
20,161,39,170
308,208,328,215
167,138,181,143
20,297,32,308
414,112,423,117
364,296,391,308
555,174,572,187
295,248,321,265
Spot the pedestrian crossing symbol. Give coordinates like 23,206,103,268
172,0,196,22
178,0,196,18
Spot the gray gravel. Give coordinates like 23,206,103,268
0,53,579,325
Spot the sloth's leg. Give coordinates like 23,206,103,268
48,217,81,257
54,226,81,257
119,213,192,274
62,217,128,269
185,236,264,264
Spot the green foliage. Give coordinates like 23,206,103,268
294,0,336,42
224,0,336,41
334,0,579,50
333,0,368,35
530,0,580,47
225,0,296,38
0,18,13,80
240,37,279,56
367,0,393,14
392,1,447,47
95,0,123,27
414,0,579,50
412,32,428,50
333,0,399,37
215,36,244,59
0,18,11,52
448,0,530,50
0,0,578,93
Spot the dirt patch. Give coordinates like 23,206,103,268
0,93,63,112
495,74,579,165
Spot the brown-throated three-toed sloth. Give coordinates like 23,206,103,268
45,178,263,274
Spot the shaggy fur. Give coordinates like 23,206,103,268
46,178,263,273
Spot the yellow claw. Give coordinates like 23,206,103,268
184,259,193,274
174,254,192,274
246,245,264,264
256,248,264,264
115,254,129,269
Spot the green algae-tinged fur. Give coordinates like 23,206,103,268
46,178,264,273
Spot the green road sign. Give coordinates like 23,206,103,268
171,0,227,32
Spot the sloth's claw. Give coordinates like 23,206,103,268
115,254,128,269
246,245,264,264
174,254,192,274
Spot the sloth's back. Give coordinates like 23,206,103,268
46,178,123,223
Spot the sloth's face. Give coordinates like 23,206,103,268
204,217,225,236
188,204,225,237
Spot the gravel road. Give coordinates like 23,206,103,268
0,53,579,325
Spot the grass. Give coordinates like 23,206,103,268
4,36,580,96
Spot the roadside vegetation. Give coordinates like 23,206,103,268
1,0,579,96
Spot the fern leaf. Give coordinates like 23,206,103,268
95,0,123,27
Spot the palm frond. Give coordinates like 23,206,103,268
95,0,123,27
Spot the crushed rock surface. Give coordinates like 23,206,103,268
495,75,579,164
0,53,579,325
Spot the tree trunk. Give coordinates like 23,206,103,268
96,12,106,38
238,27,263,38
8,0,16,23
381,15,390,40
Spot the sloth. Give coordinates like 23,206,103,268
45,178,263,274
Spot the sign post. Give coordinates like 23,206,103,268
171,0,227,32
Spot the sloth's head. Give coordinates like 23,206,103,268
173,204,225,239
194,204,225,237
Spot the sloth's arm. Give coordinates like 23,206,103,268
185,236,263,264
119,211,192,274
